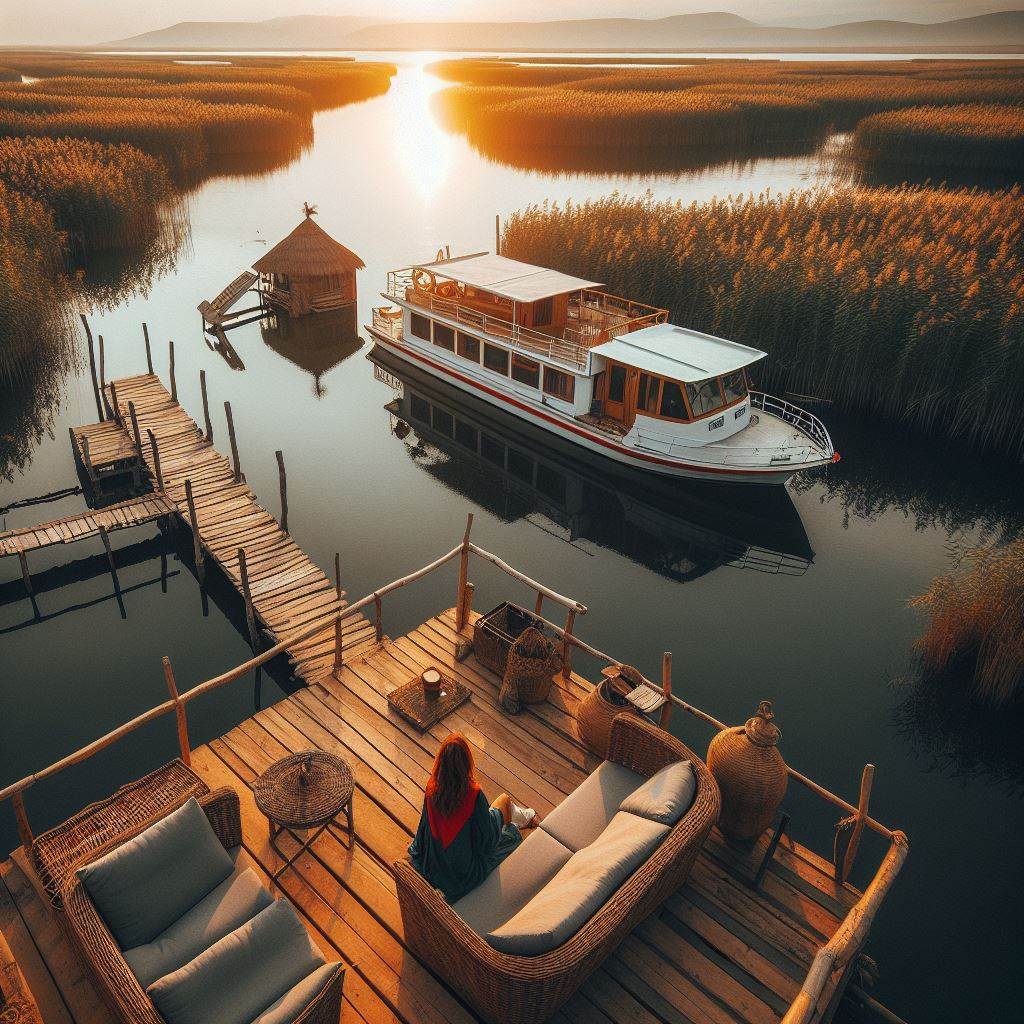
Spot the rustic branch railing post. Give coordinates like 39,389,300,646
333,553,344,671
276,450,288,533
660,651,673,731
147,429,164,492
143,322,154,375
12,792,33,851
225,401,241,483
184,479,204,582
80,314,104,422
561,607,577,680
163,656,191,766
128,401,143,460
455,512,474,632
200,369,213,441
18,551,33,597
169,340,177,402
109,380,121,426
534,592,544,616
463,581,475,625
840,764,875,883
374,593,383,642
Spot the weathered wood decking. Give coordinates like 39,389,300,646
2,608,863,1024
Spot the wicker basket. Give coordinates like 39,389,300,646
499,627,559,712
473,602,546,676
575,678,638,758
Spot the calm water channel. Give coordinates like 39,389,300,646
2,54,1023,1022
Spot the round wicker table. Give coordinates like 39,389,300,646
252,751,353,882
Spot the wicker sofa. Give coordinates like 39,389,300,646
394,715,720,1024
57,787,344,1024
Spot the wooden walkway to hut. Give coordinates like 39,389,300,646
0,606,867,1024
89,373,375,682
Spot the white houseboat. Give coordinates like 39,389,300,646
367,251,838,484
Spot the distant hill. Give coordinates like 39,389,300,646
104,10,1024,52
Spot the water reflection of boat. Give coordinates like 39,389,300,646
371,348,813,582
262,306,363,396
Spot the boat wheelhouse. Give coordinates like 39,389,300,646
367,251,838,483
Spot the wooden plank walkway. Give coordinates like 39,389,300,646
70,420,139,476
0,494,176,558
98,374,375,683
1,607,864,1024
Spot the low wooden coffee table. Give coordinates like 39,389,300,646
253,751,353,882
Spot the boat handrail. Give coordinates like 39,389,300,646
750,390,835,456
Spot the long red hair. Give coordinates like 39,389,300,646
426,734,477,817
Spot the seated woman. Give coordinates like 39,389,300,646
409,733,537,902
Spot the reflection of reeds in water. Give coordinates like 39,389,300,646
910,540,1024,707
503,187,1024,459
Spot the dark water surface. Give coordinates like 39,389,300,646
2,56,1023,1023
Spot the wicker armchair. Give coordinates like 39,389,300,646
58,787,344,1024
394,715,720,1024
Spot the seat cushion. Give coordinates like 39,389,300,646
539,761,645,853
486,811,669,956
76,797,234,950
249,962,342,1024
123,866,273,988
453,826,573,936
147,899,325,1024
619,760,696,826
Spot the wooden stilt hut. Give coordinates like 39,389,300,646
255,204,364,317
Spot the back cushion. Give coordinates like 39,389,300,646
76,797,234,949
486,811,668,956
618,760,696,826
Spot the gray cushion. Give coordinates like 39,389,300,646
147,900,325,1024
77,797,234,950
123,866,273,988
539,761,645,853
453,826,573,936
250,962,341,1024
486,811,669,956
618,760,696,826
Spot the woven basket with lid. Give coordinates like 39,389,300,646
499,627,559,712
574,665,643,758
706,700,787,841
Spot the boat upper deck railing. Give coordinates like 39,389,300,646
0,516,904,1024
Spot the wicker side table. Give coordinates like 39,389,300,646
253,751,353,883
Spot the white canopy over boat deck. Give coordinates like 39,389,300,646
590,323,767,381
414,253,604,302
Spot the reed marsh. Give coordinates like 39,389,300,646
502,187,1024,459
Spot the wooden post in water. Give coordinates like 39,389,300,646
143,323,154,374
98,335,106,412
200,370,213,442
12,792,33,851
184,479,204,581
276,450,288,533
98,525,118,577
147,429,164,492
237,548,261,669
18,551,33,597
81,435,92,484
334,552,344,671
169,340,177,402
561,607,577,681
455,512,474,632
225,402,241,483
80,314,104,422
660,652,673,731
495,214,500,256
840,764,875,883
163,656,191,766
109,380,121,426
128,401,143,460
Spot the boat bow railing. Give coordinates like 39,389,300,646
751,390,835,457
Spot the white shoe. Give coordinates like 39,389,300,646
510,802,537,828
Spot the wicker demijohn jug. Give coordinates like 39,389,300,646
706,700,787,841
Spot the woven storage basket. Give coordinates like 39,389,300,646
706,700,787,841
499,627,559,712
473,602,546,676
575,671,640,758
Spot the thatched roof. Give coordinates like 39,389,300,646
254,214,364,277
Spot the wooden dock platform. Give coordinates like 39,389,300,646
1,607,867,1024
86,373,375,682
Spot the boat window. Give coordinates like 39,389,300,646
659,381,688,420
608,364,627,403
686,378,726,418
457,332,480,362
481,433,505,466
433,323,455,351
411,313,431,341
431,407,454,437
409,394,430,423
637,373,661,415
543,367,575,402
511,354,541,388
483,344,509,376
508,448,534,483
722,370,748,404
454,420,478,451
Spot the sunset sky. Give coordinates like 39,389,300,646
0,1,1004,46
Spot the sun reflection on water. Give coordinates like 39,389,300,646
389,55,454,201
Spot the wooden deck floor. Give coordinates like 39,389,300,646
1,608,862,1024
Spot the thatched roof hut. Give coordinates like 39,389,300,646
255,206,364,317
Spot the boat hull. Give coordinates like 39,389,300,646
367,329,830,485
